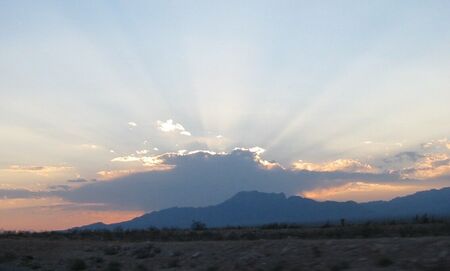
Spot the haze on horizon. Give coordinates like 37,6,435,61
1,0,450,231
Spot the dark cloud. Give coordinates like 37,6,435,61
383,151,424,164
48,185,71,191
67,178,89,183
57,149,403,211
0,189,42,199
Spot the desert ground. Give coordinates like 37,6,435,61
0,235,449,271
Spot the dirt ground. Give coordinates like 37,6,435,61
0,237,449,271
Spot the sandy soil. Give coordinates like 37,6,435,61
0,237,449,270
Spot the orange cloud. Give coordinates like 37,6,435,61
3,165,73,176
301,182,422,202
0,196,144,231
401,153,450,179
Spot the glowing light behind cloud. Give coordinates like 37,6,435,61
301,182,424,202
292,159,377,173
0,1,450,230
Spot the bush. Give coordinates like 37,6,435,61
105,261,122,271
191,220,207,231
104,246,121,255
330,261,350,271
0,251,17,263
376,256,394,267
69,258,87,271
167,259,180,268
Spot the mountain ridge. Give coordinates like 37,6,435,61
72,187,450,230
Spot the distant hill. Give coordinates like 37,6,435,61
73,187,450,230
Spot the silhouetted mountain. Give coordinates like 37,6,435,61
73,187,450,230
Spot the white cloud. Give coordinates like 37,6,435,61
136,150,149,155
128,122,137,127
180,131,192,136
111,156,141,162
292,159,377,173
157,119,192,136
111,154,168,168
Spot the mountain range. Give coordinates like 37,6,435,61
73,187,450,230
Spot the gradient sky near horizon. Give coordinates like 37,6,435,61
1,0,450,230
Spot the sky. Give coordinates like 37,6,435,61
1,0,450,230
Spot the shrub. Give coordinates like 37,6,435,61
330,261,350,271
105,261,122,271
167,259,180,268
104,246,120,255
312,246,322,258
191,220,207,231
0,251,17,263
376,256,394,267
69,258,87,271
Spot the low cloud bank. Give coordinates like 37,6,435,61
56,148,405,211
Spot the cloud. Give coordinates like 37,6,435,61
3,165,72,176
128,122,137,127
421,138,450,151
384,152,424,164
292,159,377,173
67,179,88,183
97,169,148,179
58,148,402,211
157,119,191,136
0,189,46,199
111,156,141,162
180,131,192,136
382,141,450,179
111,154,168,168
400,153,450,179
301,182,423,202
48,185,71,191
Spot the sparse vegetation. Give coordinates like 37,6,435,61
105,261,122,271
68,258,87,271
376,256,394,267
0,217,449,270
104,246,121,255
191,220,207,231
1,216,449,242
0,251,17,263
166,258,180,268
206,265,219,271
330,261,350,271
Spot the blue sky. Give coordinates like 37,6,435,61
1,1,450,230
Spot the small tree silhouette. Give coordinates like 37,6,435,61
191,220,207,231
